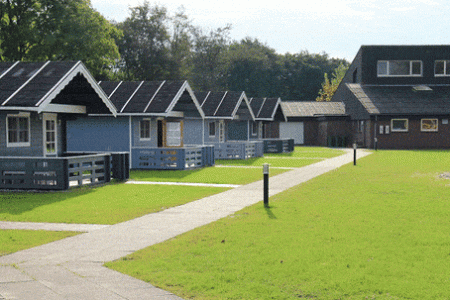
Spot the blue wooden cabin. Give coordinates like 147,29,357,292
195,91,264,159
0,61,126,190
67,80,214,170
249,97,294,153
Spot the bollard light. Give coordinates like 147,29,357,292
353,143,357,166
263,163,269,207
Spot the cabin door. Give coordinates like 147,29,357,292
218,121,225,143
165,121,183,147
43,113,57,157
157,120,164,147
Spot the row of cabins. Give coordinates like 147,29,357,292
0,61,291,190
3,45,449,189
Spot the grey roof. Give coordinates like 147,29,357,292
99,80,203,116
195,91,254,120
249,97,284,120
280,101,346,117
0,61,116,115
346,83,450,115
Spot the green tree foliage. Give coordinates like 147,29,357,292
316,63,349,101
117,2,171,80
222,38,282,97
188,25,231,91
0,0,121,78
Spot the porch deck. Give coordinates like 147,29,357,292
0,153,129,191
263,139,295,153
210,141,264,160
132,146,214,170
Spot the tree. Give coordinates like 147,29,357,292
0,0,121,78
117,2,172,80
222,38,282,97
316,63,348,101
188,25,231,91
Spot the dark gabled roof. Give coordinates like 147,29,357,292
99,80,203,116
346,83,450,115
249,97,284,120
281,101,346,117
0,61,116,115
195,91,254,120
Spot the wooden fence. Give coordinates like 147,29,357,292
132,146,214,170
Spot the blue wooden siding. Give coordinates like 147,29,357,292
183,119,203,145
0,112,46,157
203,120,220,144
227,120,248,141
132,117,158,148
67,116,130,152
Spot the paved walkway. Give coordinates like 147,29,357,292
0,149,371,300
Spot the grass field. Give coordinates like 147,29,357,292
0,230,79,256
216,147,346,168
107,150,450,300
0,183,228,224
130,167,288,184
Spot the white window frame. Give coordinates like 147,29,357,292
377,60,423,77
42,113,57,156
251,122,258,136
208,121,216,137
139,119,151,140
434,60,450,76
391,119,409,132
421,118,438,132
6,113,31,147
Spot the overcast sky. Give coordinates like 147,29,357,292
91,0,449,62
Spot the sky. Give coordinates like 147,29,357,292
91,0,449,62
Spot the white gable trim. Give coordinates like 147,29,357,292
36,61,117,116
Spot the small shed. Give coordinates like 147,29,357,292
280,101,349,147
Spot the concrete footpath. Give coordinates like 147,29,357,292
0,149,371,300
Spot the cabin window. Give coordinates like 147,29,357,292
251,122,258,136
7,115,30,147
391,119,408,132
434,60,450,76
421,119,438,132
377,60,422,77
140,119,151,140
209,122,216,137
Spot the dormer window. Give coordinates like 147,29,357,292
434,60,450,76
377,60,422,77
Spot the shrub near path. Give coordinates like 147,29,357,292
107,150,450,300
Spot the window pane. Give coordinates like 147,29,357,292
19,130,28,142
446,61,450,75
8,117,17,130
377,61,388,75
8,131,17,143
140,120,150,139
411,61,422,75
421,119,438,131
435,61,445,75
209,122,215,136
389,61,409,75
392,119,408,131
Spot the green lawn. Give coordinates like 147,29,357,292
216,147,346,167
0,183,228,224
130,167,288,185
107,150,450,300
0,230,79,256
